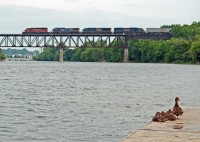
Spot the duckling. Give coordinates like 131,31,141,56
161,111,168,121
166,109,176,121
152,112,166,122
152,112,161,122
172,97,183,119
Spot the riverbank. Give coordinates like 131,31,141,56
120,107,200,142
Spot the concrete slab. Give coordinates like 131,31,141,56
120,108,200,142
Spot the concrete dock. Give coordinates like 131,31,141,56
120,108,200,142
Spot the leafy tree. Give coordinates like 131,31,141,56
71,48,84,61
140,40,154,62
104,47,123,62
63,49,74,61
191,36,200,62
71,39,124,62
164,38,191,63
71,48,104,62
170,22,200,39
152,41,167,63
129,36,193,63
129,40,142,62
0,48,6,61
36,47,58,61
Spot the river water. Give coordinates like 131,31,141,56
0,62,199,142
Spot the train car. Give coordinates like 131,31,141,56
52,28,80,34
114,27,144,34
113,28,124,33
52,28,65,33
83,28,96,33
83,28,111,34
146,28,171,33
22,28,48,34
129,27,144,33
65,28,80,33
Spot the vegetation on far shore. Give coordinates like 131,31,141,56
3,48,39,57
0,48,6,61
1,21,200,63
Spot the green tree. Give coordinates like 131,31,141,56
191,36,200,62
129,40,154,63
71,48,84,61
170,22,200,39
0,48,6,61
129,40,142,62
36,47,58,61
63,49,74,61
104,47,123,62
164,38,191,63
152,41,167,63
140,40,154,62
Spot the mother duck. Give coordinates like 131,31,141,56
173,97,183,119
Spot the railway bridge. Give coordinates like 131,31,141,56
0,33,172,62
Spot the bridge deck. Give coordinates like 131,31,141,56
0,33,172,48
119,108,200,142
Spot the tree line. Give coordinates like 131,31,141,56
3,48,39,56
130,21,200,63
35,46,124,62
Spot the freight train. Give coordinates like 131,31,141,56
22,27,170,35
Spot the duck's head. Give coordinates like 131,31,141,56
167,109,172,113
175,97,180,102
155,112,161,117
161,111,166,116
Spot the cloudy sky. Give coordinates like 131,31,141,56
0,0,200,33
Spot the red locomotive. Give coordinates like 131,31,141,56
23,28,48,34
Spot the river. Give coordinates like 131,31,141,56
0,61,199,142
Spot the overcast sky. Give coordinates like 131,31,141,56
0,0,200,33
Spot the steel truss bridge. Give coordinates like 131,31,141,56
0,33,172,62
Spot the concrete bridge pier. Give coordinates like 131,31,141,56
59,46,63,62
123,47,129,63
123,37,129,63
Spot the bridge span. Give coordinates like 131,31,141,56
0,33,172,62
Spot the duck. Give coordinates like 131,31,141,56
172,97,183,119
165,109,176,121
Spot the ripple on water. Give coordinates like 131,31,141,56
0,62,200,142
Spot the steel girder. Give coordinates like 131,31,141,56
0,33,172,48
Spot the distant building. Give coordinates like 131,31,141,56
24,54,33,59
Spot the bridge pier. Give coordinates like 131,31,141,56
123,37,129,63
123,47,129,63
59,46,63,62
